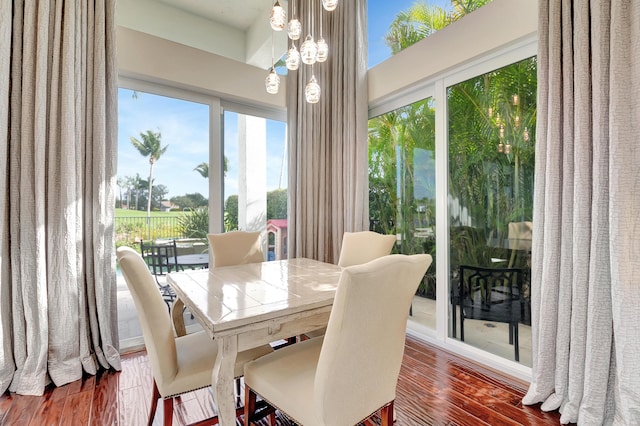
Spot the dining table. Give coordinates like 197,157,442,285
166,257,343,426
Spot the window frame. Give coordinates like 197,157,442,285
366,37,537,381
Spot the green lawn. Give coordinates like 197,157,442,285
115,208,185,218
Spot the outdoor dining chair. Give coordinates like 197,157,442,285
452,264,527,362
139,239,180,310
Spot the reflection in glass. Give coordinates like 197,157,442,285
447,57,537,366
368,98,436,330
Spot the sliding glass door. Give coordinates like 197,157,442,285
447,57,536,367
369,98,437,331
222,107,288,260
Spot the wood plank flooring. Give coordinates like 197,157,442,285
0,336,562,425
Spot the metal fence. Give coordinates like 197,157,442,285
115,216,182,243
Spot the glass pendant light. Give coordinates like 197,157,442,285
305,75,321,103
316,38,328,62
287,0,301,40
265,32,279,94
270,0,286,31
286,43,301,70
300,0,317,65
322,0,338,12
265,68,280,94
288,18,302,40
300,35,317,64
316,0,328,62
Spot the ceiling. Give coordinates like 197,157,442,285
153,0,267,31
118,0,288,69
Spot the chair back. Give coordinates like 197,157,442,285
508,221,533,240
207,231,264,267
315,254,432,425
116,247,178,389
140,239,179,277
458,264,525,324
337,231,396,267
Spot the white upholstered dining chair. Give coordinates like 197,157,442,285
337,231,397,267
508,221,533,240
301,231,397,340
116,246,273,426
207,231,264,267
243,253,433,426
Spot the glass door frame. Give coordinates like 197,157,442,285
119,76,225,233
367,36,537,381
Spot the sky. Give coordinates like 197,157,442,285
368,0,451,68
117,90,287,202
117,0,454,203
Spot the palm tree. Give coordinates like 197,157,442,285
117,176,126,208
379,0,536,238
194,162,209,178
193,158,229,179
129,173,144,210
385,0,490,54
130,130,168,218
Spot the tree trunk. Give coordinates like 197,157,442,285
147,161,154,218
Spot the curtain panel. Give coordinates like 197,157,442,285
0,0,121,396
523,1,640,423
287,0,369,263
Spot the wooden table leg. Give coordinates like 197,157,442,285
171,298,186,337
213,336,238,426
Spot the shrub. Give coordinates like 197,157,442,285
177,208,209,239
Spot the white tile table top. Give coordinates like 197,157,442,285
167,258,342,335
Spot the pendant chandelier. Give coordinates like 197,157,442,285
266,0,339,103
490,93,531,156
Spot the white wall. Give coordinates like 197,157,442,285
117,0,246,63
117,27,286,110
116,0,536,119
367,0,538,107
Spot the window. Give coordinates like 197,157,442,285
368,0,494,68
447,57,536,366
116,83,215,348
369,97,436,329
222,109,288,259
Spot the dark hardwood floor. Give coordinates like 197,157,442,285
0,336,561,425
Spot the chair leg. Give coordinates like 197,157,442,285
244,385,257,426
171,298,187,337
513,323,520,362
269,411,276,425
149,380,161,426
380,401,394,426
163,397,174,426
235,377,242,406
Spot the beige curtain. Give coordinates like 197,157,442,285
287,0,369,263
523,1,640,423
0,0,121,396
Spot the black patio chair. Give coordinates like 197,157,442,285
139,240,180,310
452,264,528,362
